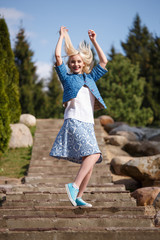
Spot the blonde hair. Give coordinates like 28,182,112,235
64,31,93,74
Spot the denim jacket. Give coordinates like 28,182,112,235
55,62,108,111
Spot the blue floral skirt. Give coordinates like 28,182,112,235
49,118,102,164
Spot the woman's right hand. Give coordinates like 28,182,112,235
59,26,68,37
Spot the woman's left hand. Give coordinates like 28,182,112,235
88,29,96,42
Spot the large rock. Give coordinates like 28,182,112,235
140,127,160,140
20,114,36,127
111,156,133,175
9,123,33,148
155,211,160,227
104,135,128,147
109,124,146,141
154,192,160,208
106,145,130,163
99,115,114,126
104,122,124,133
121,154,160,186
149,133,160,142
131,187,160,206
113,131,138,142
123,140,160,157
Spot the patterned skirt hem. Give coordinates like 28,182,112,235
49,152,102,164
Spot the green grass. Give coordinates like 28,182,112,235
0,126,36,178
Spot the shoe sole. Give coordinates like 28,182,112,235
76,204,92,208
77,205,92,208
65,184,77,206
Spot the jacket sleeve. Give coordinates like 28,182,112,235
55,62,68,85
89,64,108,82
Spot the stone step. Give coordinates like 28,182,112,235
1,227,160,240
0,206,146,217
29,159,109,166
28,164,110,174
4,183,125,193
24,175,112,184
6,191,132,202
2,198,137,208
1,215,154,229
28,162,110,169
27,171,111,177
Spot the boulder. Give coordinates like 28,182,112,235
154,192,160,208
20,114,36,127
104,135,128,147
99,115,114,126
131,187,160,206
123,140,160,157
111,156,133,175
104,122,124,133
106,145,130,163
113,131,138,141
140,127,160,140
109,124,145,141
149,133,160,142
9,123,33,148
155,211,160,227
121,154,160,186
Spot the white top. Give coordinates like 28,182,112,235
64,86,95,124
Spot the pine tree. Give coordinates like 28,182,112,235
97,54,153,126
14,27,47,117
0,18,21,123
146,36,160,124
14,27,35,114
33,79,49,118
121,14,160,124
0,43,11,155
47,67,63,118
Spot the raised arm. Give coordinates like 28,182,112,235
88,29,108,69
55,26,68,66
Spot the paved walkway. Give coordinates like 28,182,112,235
0,119,160,239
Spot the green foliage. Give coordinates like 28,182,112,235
0,18,21,123
47,67,63,118
0,44,11,155
14,28,36,115
33,80,49,118
97,54,153,126
14,28,47,117
121,14,160,125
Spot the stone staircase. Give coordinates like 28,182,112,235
0,119,160,240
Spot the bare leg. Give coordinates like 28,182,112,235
77,166,93,198
74,153,100,190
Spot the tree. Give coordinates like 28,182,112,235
14,27,36,114
121,14,152,68
47,67,63,118
14,27,47,117
96,54,153,126
146,36,160,125
33,79,49,118
0,43,11,155
0,18,21,123
121,14,160,124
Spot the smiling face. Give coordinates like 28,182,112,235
68,54,85,74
